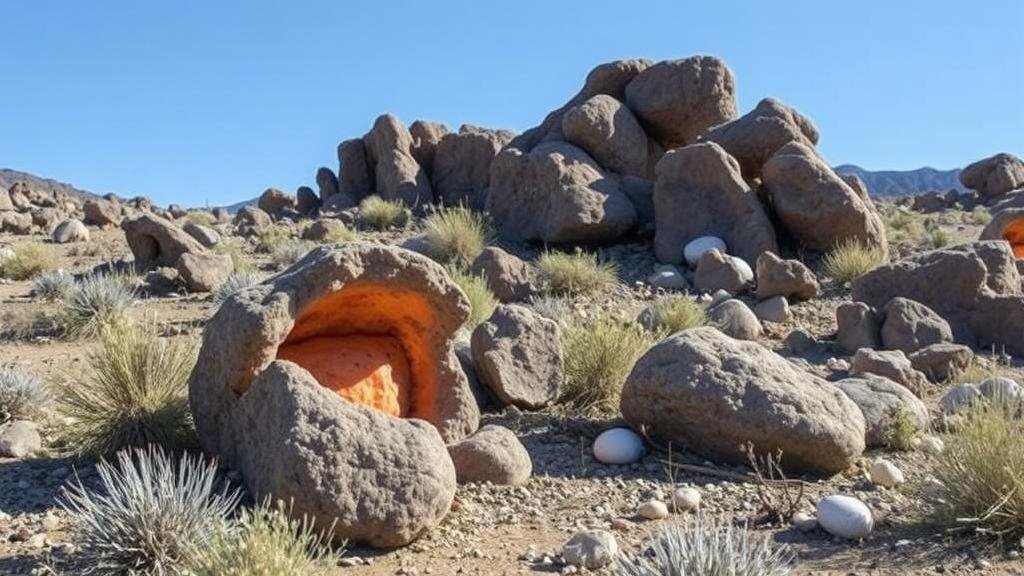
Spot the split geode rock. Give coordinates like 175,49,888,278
189,243,480,547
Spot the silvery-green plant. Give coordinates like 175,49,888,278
615,516,794,576
211,272,262,306
270,239,314,267
61,274,137,338
0,366,48,422
60,447,240,576
31,269,76,301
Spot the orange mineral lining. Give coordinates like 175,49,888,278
1004,218,1024,258
277,335,412,417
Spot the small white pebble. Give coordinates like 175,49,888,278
671,487,701,513
638,499,669,520
869,459,905,488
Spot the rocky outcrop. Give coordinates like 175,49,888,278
431,125,515,209
363,114,434,206
337,138,373,200
122,213,207,269
960,153,1024,199
83,198,121,227
562,94,650,178
880,297,953,354
447,424,532,485
410,120,449,175
755,251,819,301
257,188,296,216
835,374,929,448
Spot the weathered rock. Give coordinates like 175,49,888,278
654,142,777,267
469,247,533,302
296,186,321,214
211,207,231,223
337,138,373,200
672,487,701,513
431,125,515,209
233,205,272,236
817,495,873,539
762,142,887,253
850,348,928,394
0,187,12,211
624,56,737,149
869,459,905,488
645,264,689,291
941,383,982,414
707,299,762,340
176,252,233,293
83,198,121,227
51,219,90,243
638,499,669,520
836,302,883,355
699,97,819,178
562,530,618,569
31,208,60,230
363,114,433,206
683,236,727,268
621,327,865,474
0,421,41,458
979,207,1024,258
912,191,949,213
257,188,296,216
487,141,636,244
562,94,649,178
1,212,32,235
301,219,348,242
182,222,221,248
409,120,449,175
908,343,974,383
756,251,819,301
122,213,207,269
447,424,532,485
693,249,754,295
835,374,929,448
753,296,791,324
619,175,656,235
960,153,1024,199
880,297,953,354
470,304,563,410
315,166,339,202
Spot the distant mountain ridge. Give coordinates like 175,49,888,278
0,168,99,200
834,164,966,198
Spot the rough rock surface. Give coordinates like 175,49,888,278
835,303,883,355
653,142,777,266
908,343,974,383
0,421,41,458
470,304,563,410
296,186,321,214
621,327,865,474
233,206,272,236
693,249,754,295
469,247,533,302
850,348,929,394
363,114,433,206
410,120,449,175
756,251,819,301
83,198,121,227
337,138,374,200
562,529,618,569
960,153,1024,199
431,125,515,209
122,213,207,269
562,94,649,178
707,299,762,340
51,219,89,243
176,252,233,292
315,166,339,201
182,222,220,248
835,374,929,448
447,424,532,486
880,297,953,354
257,188,296,216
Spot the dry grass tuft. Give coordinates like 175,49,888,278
422,206,491,266
537,251,618,297
448,267,498,329
822,239,887,284
359,196,408,230
561,317,655,414
0,242,60,280
643,295,707,334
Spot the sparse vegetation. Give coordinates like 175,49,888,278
60,274,137,339
60,447,240,575
885,408,920,451
31,269,76,301
965,206,992,226
257,223,296,253
270,239,314,267
185,211,218,226
422,206,491,266
561,317,654,414
212,272,263,306
928,226,957,248
448,267,498,329
537,250,618,296
0,242,59,280
643,295,706,334
883,209,927,244
55,321,198,457
822,239,887,284
0,366,48,421
527,295,571,325
615,516,794,575
359,196,408,230
214,238,254,273
954,348,1015,384
0,307,65,341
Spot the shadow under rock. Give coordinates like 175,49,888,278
0,455,95,516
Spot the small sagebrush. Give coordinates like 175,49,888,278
55,322,198,457
965,206,992,226
31,269,76,301
61,274,137,339
928,226,957,249
257,224,296,254
822,239,887,284
185,211,217,226
60,447,240,576
448,268,498,329
884,209,926,244
214,238,254,274
359,196,408,230
0,242,60,280
422,206,491,266
643,295,706,334
212,272,262,306
930,399,1024,540
537,251,618,296
528,295,571,325
561,317,655,414
187,500,341,576
615,517,794,575
0,366,48,421
885,408,920,451
270,239,314,267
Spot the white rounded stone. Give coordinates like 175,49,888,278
940,383,981,414
816,495,874,539
671,487,701,513
684,236,727,268
562,529,618,569
919,435,945,455
729,255,754,284
638,499,669,520
791,511,818,532
869,459,905,488
592,428,644,465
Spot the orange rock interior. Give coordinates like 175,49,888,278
275,281,439,418
1003,218,1024,258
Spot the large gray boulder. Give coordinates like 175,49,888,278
83,198,121,227
176,252,233,293
337,138,374,200
850,348,929,394
653,142,777,267
122,213,207,269
908,343,974,383
51,219,89,244
755,251,819,301
562,94,650,178
363,114,433,206
960,153,1024,199
707,299,762,341
315,166,339,201
835,374,929,448
621,327,865,474
469,247,533,302
624,56,737,149
835,302,883,355
409,120,449,175
447,424,532,486
431,125,515,209
880,297,953,354
979,207,1024,258
487,141,636,244
257,188,296,216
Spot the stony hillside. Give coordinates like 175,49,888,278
834,164,966,197
0,168,98,201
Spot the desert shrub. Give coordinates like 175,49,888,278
309,222,358,244
884,209,927,244
537,250,618,296
359,196,408,230
528,295,571,325
270,239,314,267
929,227,957,249
256,224,296,253
561,317,655,414
965,206,992,226
31,269,76,301
212,272,263,306
55,322,197,456
422,206,491,266
822,239,887,284
885,408,920,451
0,308,65,341
643,295,706,334
60,447,240,575
185,211,217,226
0,366,48,421
615,516,794,575
930,399,1024,540
187,500,341,576
213,238,254,274
0,242,59,280
60,274,137,339
448,267,498,329
953,348,1014,385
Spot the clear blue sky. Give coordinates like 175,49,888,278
2,1,1021,207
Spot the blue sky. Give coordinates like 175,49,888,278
2,1,1021,207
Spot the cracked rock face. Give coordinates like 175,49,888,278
189,243,479,547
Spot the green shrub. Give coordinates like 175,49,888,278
537,251,618,296
527,295,571,325
212,272,263,306
929,227,957,249
0,366,48,421
270,239,314,267
448,267,498,329
60,447,240,575
213,238,254,274
185,211,217,226
31,269,76,301
422,206,491,266
55,322,197,457
822,239,887,284
965,206,992,226
884,209,927,243
0,242,59,280
561,317,654,414
885,408,920,451
359,196,408,230
643,295,706,334
257,224,296,253
60,274,137,339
